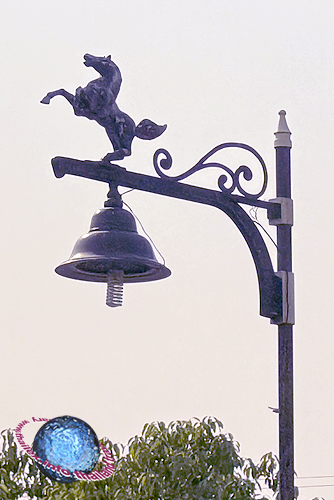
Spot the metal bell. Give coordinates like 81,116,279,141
55,188,171,307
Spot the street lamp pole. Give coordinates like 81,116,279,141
42,54,294,498
275,111,294,500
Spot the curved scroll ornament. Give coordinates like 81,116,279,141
153,143,268,199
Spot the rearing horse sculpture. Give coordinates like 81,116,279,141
41,54,167,162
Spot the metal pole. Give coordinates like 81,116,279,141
274,111,294,500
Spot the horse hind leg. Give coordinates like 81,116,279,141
102,147,132,162
102,117,135,162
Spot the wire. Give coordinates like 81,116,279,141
249,205,278,250
249,205,259,221
121,188,135,196
297,475,334,479
122,200,167,266
297,484,334,488
252,220,278,249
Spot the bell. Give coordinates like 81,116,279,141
55,187,171,307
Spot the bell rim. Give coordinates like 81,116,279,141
55,256,171,283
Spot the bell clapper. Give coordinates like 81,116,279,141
106,270,124,307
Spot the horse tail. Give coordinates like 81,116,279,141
135,119,167,140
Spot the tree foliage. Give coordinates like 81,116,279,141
0,417,318,500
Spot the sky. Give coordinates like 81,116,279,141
1,1,334,499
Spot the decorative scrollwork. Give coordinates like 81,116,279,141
153,143,268,199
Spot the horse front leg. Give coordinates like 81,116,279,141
40,89,75,105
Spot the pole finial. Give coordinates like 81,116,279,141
274,110,292,148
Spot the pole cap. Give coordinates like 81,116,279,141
274,110,292,148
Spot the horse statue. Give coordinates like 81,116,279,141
41,53,167,162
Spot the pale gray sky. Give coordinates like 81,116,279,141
1,1,334,498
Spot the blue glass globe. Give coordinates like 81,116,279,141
32,415,100,483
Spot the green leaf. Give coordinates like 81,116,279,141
0,418,279,500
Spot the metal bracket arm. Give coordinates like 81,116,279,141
271,271,295,325
268,197,294,226
52,156,283,320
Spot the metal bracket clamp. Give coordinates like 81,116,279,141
268,197,294,226
271,271,295,325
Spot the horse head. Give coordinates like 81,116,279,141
83,54,122,98
84,54,113,75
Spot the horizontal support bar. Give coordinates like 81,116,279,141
52,157,279,210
